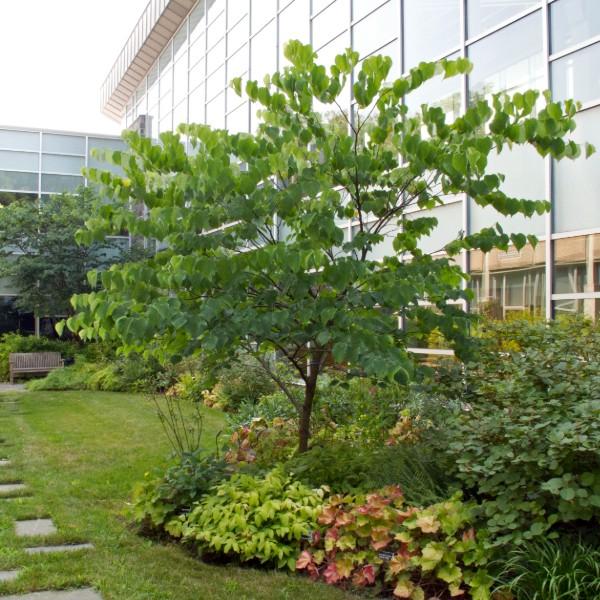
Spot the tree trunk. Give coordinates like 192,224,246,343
298,376,316,453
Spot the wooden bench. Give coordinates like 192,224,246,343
9,352,64,384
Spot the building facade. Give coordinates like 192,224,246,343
0,126,127,333
101,0,600,322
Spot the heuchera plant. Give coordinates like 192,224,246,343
297,487,492,599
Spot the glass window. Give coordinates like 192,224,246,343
407,201,463,255
0,130,39,152
189,56,206,90
352,1,397,59
227,14,248,54
467,0,540,38
251,0,276,33
404,0,460,69
173,24,188,62
189,84,205,124
279,0,310,66
251,19,277,81
173,99,188,129
42,154,85,175
227,102,249,133
554,234,600,294
208,0,225,23
207,92,225,128
470,242,546,319
228,43,248,80
352,0,388,23
41,174,83,194
207,38,226,76
553,298,600,321
0,150,38,172
207,65,225,100
189,0,206,43
160,66,173,102
551,0,600,53
147,64,159,108
159,44,173,73
87,138,126,175
228,0,248,28
207,8,226,49
552,42,600,105
174,56,188,104
190,33,205,68
469,12,544,102
554,106,600,233
469,145,546,237
0,170,38,192
312,0,349,51
159,111,173,135
405,52,462,120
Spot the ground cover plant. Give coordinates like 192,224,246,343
65,40,589,454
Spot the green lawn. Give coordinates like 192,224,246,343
0,391,353,599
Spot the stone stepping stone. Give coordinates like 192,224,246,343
25,543,94,555
0,459,11,466
0,483,27,495
16,519,57,537
1,589,102,600
0,569,21,582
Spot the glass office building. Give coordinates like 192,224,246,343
102,0,600,321
0,127,127,332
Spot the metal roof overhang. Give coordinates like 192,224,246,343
101,0,197,122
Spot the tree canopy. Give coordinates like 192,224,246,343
0,188,138,320
66,42,592,450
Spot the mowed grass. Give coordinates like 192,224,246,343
0,391,353,600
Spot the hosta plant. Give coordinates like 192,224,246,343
297,487,492,599
179,468,326,570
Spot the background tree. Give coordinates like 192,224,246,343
67,42,592,451
0,188,141,326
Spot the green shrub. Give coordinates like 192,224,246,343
212,355,277,410
179,468,325,570
227,390,299,431
0,332,80,382
130,451,229,533
445,318,600,545
284,442,451,504
493,536,600,600
26,359,97,391
298,488,492,599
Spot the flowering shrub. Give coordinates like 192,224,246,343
297,488,492,599
385,409,432,446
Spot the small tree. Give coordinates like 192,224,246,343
67,42,592,451
0,188,137,326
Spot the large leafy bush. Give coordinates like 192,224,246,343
445,318,600,544
298,488,491,599
179,468,325,570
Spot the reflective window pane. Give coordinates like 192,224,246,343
0,130,39,152
173,23,188,62
553,298,600,321
470,243,546,319
42,133,85,154
0,170,38,192
42,154,85,175
189,84,205,124
41,174,83,194
251,0,276,34
352,0,388,23
407,201,463,255
551,0,600,53
190,33,205,68
207,65,225,100
469,12,544,101
469,145,545,237
147,64,159,107
279,0,310,66
352,1,398,59
467,0,540,38
228,0,248,27
0,150,38,172
227,14,248,54
404,0,460,69
173,99,188,129
207,92,225,128
208,0,225,23
251,19,277,81
173,56,189,104
312,0,349,51
189,55,206,90
227,43,249,81
552,42,600,105
189,1,206,43
227,102,249,133
554,107,600,233
207,8,226,48
206,38,225,76
554,234,600,294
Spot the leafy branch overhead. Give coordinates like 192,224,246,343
67,40,592,451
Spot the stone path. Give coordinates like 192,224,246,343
0,392,101,599
0,384,25,393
